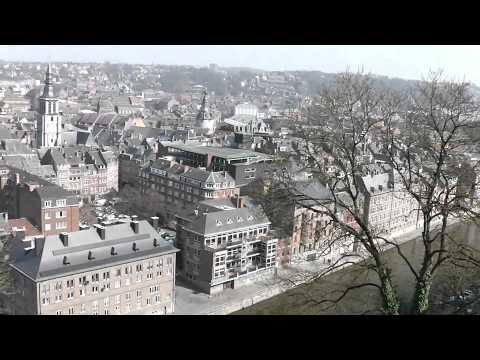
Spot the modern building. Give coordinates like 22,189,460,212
175,197,278,294
9,219,179,315
158,142,273,186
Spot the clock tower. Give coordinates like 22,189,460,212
37,64,62,148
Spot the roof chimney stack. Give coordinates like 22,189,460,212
60,232,69,247
94,224,106,240
149,216,159,230
131,221,139,234
34,236,45,257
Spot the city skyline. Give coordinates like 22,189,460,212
1,45,480,83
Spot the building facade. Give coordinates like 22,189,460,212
175,198,278,294
0,166,80,236
40,147,119,198
10,220,179,315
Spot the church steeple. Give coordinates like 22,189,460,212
37,64,61,148
42,64,54,98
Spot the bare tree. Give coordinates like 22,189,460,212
271,70,480,314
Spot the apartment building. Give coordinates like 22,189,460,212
175,197,278,294
139,158,240,219
0,166,80,236
9,219,179,315
358,163,421,237
40,147,118,199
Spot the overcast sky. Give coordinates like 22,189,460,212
0,45,479,84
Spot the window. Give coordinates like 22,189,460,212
115,295,120,304
79,288,85,297
102,272,110,280
115,269,121,277
155,295,161,303
91,273,99,282
44,200,52,208
125,293,132,301
41,297,50,305
80,304,86,313
56,310,62,315
56,211,66,218
56,222,67,230
66,279,74,288
91,285,99,294
146,273,153,280
56,199,66,207
136,290,142,298
45,224,51,231
114,280,120,289
45,212,51,220
68,307,74,315
136,274,142,283
55,294,62,302
146,298,152,306
104,297,109,307
136,264,143,272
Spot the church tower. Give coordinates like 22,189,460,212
37,64,62,148
196,89,215,134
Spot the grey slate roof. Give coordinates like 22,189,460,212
176,204,270,236
11,220,178,282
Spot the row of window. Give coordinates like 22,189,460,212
44,199,66,208
45,222,67,231
53,295,165,315
45,211,66,220
204,227,268,247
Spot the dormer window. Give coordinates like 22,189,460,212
227,218,233,224
237,217,243,222
44,200,52,207
216,220,223,226
247,215,254,221
56,199,66,207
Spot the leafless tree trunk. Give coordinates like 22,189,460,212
273,70,480,314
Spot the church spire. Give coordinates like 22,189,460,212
42,64,54,97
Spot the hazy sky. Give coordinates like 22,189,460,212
1,45,479,83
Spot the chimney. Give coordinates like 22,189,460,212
150,216,159,230
194,208,199,216
237,196,245,208
132,242,139,251
131,221,139,234
88,251,95,260
60,232,69,247
63,256,70,265
153,238,159,247
94,224,106,240
34,236,45,257
111,246,117,256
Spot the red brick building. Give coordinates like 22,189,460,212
0,165,80,236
